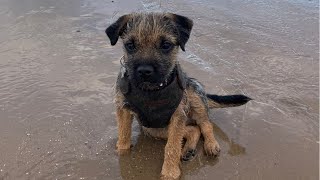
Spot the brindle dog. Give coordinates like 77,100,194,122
106,13,251,180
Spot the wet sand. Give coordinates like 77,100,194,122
0,0,318,179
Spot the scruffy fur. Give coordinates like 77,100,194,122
106,13,251,180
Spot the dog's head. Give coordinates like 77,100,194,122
106,13,193,90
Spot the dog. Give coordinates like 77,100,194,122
105,13,251,179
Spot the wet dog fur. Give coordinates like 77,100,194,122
106,13,251,180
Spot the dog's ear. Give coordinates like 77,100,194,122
106,14,130,45
166,13,193,51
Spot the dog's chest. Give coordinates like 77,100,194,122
121,77,184,128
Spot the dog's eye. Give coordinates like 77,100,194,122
125,42,135,52
161,41,173,52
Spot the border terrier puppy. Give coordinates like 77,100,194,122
106,13,251,179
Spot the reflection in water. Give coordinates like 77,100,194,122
228,141,246,156
119,134,164,180
212,122,246,156
118,122,246,180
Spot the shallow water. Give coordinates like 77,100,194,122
0,0,318,179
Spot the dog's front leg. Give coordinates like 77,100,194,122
116,107,133,155
161,105,186,180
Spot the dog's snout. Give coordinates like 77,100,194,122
137,65,154,77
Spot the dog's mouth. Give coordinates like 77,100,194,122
138,79,170,91
137,71,175,92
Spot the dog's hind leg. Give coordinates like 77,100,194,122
187,89,221,156
182,125,201,161
198,120,220,156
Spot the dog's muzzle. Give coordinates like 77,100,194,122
131,63,172,91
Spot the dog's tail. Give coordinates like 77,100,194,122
206,94,252,108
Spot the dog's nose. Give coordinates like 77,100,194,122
137,65,154,77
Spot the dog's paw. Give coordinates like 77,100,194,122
160,165,181,180
204,140,220,156
182,149,196,161
116,143,132,155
